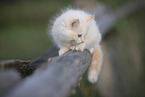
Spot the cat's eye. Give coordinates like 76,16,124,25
78,34,82,38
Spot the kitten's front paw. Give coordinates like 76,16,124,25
88,71,99,83
75,46,83,51
75,44,85,51
70,46,75,50
59,48,69,56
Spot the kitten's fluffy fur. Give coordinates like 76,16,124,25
51,9,103,83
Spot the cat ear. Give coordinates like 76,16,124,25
86,16,94,23
71,19,80,28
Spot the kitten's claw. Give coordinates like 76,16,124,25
59,48,69,56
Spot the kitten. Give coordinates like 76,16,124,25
50,9,103,83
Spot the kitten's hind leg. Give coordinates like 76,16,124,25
59,47,69,56
88,47,103,83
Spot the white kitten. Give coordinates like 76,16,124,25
50,9,103,83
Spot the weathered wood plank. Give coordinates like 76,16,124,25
4,50,91,97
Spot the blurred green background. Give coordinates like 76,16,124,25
0,0,145,97
0,0,72,60
0,0,136,60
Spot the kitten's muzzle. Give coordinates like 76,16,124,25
78,40,84,44
81,41,84,43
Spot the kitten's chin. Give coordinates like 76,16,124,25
70,40,77,45
70,40,84,45
77,41,84,44
77,42,83,44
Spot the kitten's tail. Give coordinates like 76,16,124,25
88,46,103,83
